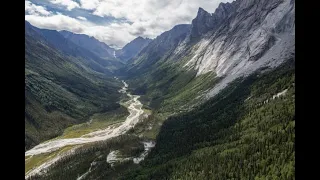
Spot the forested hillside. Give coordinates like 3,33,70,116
25,21,122,150
121,59,295,179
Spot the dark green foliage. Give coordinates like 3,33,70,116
27,21,123,74
123,40,218,114
120,59,295,180
25,22,122,150
119,25,199,110
27,135,144,180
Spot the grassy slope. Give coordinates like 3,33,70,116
25,29,122,150
25,146,74,174
127,52,219,111
120,50,221,141
47,105,129,141
120,59,295,180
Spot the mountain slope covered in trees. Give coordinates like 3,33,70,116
25,21,122,150
30,59,295,180
121,59,295,180
27,22,123,74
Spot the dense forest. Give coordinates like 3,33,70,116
29,58,295,180
27,135,145,180
25,22,122,150
120,59,295,179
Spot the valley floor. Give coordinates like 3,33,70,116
25,60,295,180
25,79,154,179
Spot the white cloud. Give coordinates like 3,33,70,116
87,0,233,38
25,1,52,16
79,0,100,10
77,16,87,21
25,14,84,33
25,13,135,48
83,23,134,49
50,0,80,11
26,0,234,48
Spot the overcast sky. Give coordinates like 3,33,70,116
25,0,233,49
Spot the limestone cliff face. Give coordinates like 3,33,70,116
128,0,295,97
183,0,295,97
190,2,236,38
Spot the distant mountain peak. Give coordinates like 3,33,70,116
115,36,153,62
132,36,146,42
191,8,215,38
133,36,153,42
197,7,210,15
136,36,144,40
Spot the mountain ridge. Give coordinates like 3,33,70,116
25,21,122,150
59,30,116,60
25,21,123,74
125,0,294,101
116,36,152,62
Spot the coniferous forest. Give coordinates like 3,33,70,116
29,59,295,180
121,59,295,180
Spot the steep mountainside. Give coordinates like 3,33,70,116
118,0,295,178
115,37,152,62
125,0,294,112
121,24,195,111
25,21,122,150
125,24,191,75
27,22,123,74
185,0,295,97
190,3,235,39
122,59,295,180
60,30,116,60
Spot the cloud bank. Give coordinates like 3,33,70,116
50,0,80,11
25,0,233,48
25,1,52,16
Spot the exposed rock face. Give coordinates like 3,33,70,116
128,0,294,98
190,8,215,38
126,24,191,74
183,0,295,97
190,2,236,38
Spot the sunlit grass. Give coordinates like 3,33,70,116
25,145,75,174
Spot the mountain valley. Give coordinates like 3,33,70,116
25,0,295,179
